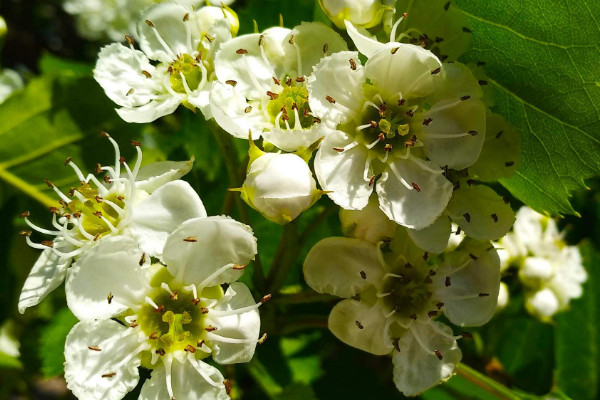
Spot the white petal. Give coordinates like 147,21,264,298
282,22,347,77
416,96,486,170
307,51,365,126
407,216,451,254
469,111,520,181
328,299,393,355
365,43,441,101
525,288,560,319
163,216,257,286
447,183,515,241
315,130,373,210
127,181,207,260
0,69,24,103
139,358,228,400
344,20,385,58
303,237,385,298
209,82,269,139
66,237,150,321
94,43,161,109
64,320,141,400
209,282,260,364
377,158,452,229
550,246,587,305
392,321,461,396
18,244,73,314
339,195,397,244
434,239,500,327
134,159,194,193
137,3,196,63
262,123,329,153
214,32,288,99
116,96,181,124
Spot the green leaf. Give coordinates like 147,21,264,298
555,242,599,400
39,307,77,378
0,74,139,207
454,0,600,216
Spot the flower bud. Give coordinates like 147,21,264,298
196,5,239,37
239,153,320,224
319,0,386,29
518,257,554,288
496,282,509,311
525,288,559,320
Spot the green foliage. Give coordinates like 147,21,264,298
455,0,600,216
39,307,77,378
555,243,600,400
0,65,140,208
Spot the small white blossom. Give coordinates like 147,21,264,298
318,0,389,29
498,206,587,320
64,215,262,400
18,134,205,314
210,22,347,151
236,146,321,224
0,68,24,104
94,2,238,123
304,233,500,395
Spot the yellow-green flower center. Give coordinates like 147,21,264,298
266,85,313,129
383,264,435,320
66,183,125,239
137,285,223,357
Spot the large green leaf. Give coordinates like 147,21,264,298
39,307,77,378
555,243,599,400
454,0,600,216
0,70,139,208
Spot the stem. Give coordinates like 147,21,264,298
253,253,266,293
457,364,520,400
298,202,338,246
266,220,299,293
278,315,329,335
275,291,337,305
209,123,250,225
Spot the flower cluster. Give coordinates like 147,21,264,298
496,206,587,320
19,135,267,399
15,0,587,398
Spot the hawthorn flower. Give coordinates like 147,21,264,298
498,207,587,320
210,22,347,152
94,2,238,123
64,216,262,400
18,133,205,314
304,233,500,396
318,0,389,29
307,37,487,229
234,141,322,224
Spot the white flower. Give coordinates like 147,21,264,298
307,42,487,230
303,234,500,395
210,22,347,152
498,206,587,320
64,215,262,400
18,134,205,314
318,0,389,29
0,68,24,104
63,0,232,42
0,320,20,359
236,146,321,224
94,2,238,123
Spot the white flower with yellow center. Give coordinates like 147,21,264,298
18,134,205,314
307,32,487,229
304,233,500,396
94,2,238,123
210,22,347,152
498,206,587,320
63,216,262,400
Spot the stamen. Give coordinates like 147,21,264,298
23,218,60,236
362,153,374,183
332,140,359,153
146,20,176,59
377,291,392,298
145,296,160,310
390,13,408,42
